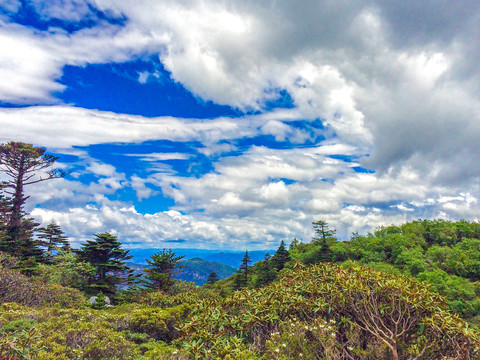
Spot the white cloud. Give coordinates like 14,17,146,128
2,0,480,248
29,0,95,21
0,0,21,13
126,153,191,161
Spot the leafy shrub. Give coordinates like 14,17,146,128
0,251,18,269
178,263,480,359
0,266,86,308
0,305,140,359
0,326,40,359
34,251,95,291
109,304,190,341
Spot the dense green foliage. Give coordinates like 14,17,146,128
233,251,252,290
0,252,86,308
291,219,480,322
76,233,138,296
2,261,479,359
206,271,219,284
142,249,184,292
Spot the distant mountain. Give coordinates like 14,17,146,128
126,257,237,286
175,257,237,285
128,248,275,267
203,250,273,267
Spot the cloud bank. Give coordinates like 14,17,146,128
1,0,480,248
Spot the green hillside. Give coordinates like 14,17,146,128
289,219,480,323
1,258,479,359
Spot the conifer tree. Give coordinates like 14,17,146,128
0,142,66,261
142,249,184,293
233,251,252,290
312,220,336,243
256,253,276,287
289,237,300,249
272,240,290,271
206,271,219,284
312,220,336,262
38,222,70,263
76,232,137,296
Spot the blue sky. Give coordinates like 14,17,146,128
1,0,480,249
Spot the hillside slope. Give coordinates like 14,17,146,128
175,257,236,285
127,258,237,285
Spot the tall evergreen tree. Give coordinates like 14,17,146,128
0,142,66,261
256,253,276,287
233,251,252,290
142,249,184,293
76,232,137,296
37,222,70,263
272,240,290,271
206,271,219,284
312,220,336,262
312,220,336,243
289,237,301,250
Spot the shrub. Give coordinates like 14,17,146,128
0,266,86,308
178,263,480,359
108,304,190,341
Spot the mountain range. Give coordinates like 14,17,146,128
128,248,274,267
126,256,238,286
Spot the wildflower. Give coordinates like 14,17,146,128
275,348,280,353
282,343,286,347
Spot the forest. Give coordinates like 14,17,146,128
1,141,480,359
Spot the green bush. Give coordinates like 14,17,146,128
0,266,86,308
109,304,190,341
178,263,480,359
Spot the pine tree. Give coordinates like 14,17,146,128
289,237,300,250
76,232,137,296
206,271,219,284
38,222,70,263
312,220,336,262
233,251,252,290
256,253,276,287
272,240,290,271
0,142,66,261
312,220,336,243
142,249,184,293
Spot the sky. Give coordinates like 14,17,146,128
1,0,480,250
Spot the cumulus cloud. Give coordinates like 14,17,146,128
3,0,478,173
2,0,480,248
27,145,480,248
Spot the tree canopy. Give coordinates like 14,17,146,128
142,249,185,292
0,142,66,264
76,232,137,296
